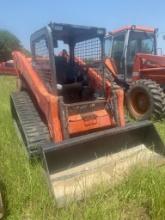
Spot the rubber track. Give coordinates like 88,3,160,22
11,91,50,155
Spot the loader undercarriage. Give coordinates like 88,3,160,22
11,91,51,155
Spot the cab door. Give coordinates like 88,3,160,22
109,31,129,81
126,30,157,80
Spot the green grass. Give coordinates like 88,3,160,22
0,76,165,220
0,76,55,219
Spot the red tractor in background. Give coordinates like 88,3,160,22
10,23,164,204
105,25,165,120
0,60,16,75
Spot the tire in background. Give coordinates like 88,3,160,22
126,79,165,121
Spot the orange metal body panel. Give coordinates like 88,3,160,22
104,58,118,77
133,53,165,84
75,57,112,96
68,110,114,135
12,51,63,142
115,88,125,127
111,25,155,35
104,58,125,127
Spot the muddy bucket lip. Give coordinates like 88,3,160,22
49,144,165,208
43,120,153,153
41,120,164,207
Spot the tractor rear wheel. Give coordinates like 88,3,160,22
126,79,165,120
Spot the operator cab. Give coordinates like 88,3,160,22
105,25,157,82
30,23,119,138
31,23,106,103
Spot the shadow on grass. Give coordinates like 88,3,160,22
0,180,9,219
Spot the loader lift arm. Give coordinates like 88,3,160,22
12,51,63,142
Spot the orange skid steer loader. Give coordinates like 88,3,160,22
10,23,164,206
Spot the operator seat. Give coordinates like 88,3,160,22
55,56,83,103
55,56,68,84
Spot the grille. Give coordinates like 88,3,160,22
74,38,102,64
35,39,49,58
34,38,53,91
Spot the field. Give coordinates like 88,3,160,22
0,76,165,220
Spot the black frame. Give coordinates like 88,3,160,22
30,26,57,93
30,23,106,93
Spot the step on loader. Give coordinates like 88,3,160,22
10,23,165,206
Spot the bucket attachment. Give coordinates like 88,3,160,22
42,121,165,207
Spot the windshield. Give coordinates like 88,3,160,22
109,33,126,74
105,36,112,57
127,31,155,63
111,34,125,59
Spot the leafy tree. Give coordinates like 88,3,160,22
0,30,21,62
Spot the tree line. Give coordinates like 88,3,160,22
0,30,30,62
